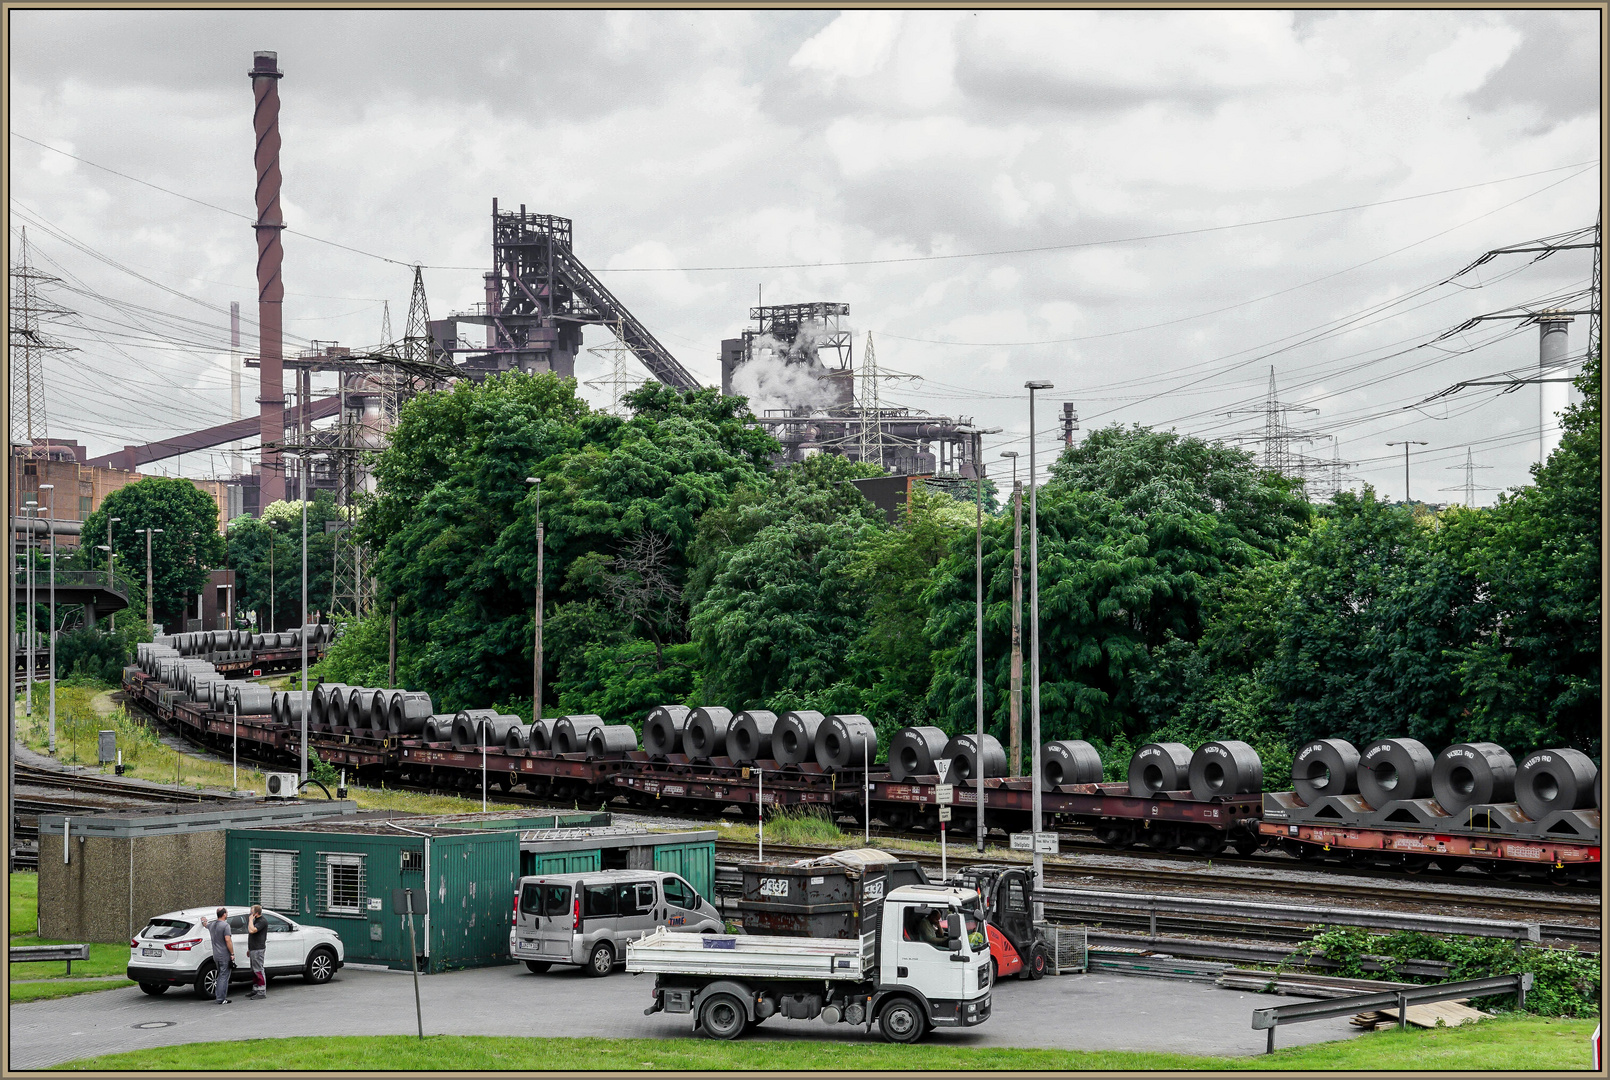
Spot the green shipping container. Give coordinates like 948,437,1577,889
652,841,715,902
225,827,518,974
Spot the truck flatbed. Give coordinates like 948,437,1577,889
628,926,876,980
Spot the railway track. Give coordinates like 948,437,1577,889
14,762,227,804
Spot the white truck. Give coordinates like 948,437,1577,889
627,882,993,1043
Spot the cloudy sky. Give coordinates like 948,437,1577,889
10,9,1601,502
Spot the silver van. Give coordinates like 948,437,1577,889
511,869,722,977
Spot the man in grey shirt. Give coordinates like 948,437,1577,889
206,907,234,1004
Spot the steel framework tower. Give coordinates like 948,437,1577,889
1441,447,1495,508
1223,368,1340,493
9,229,60,454
450,203,698,388
582,319,648,416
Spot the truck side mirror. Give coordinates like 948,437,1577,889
946,915,963,951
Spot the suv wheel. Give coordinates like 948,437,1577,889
304,946,337,984
585,941,615,977
139,982,169,996
194,960,219,999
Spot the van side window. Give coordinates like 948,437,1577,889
634,883,656,913
583,883,617,918
541,884,571,917
519,883,541,915
617,882,655,915
663,877,698,910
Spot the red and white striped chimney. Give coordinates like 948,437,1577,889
250,50,287,504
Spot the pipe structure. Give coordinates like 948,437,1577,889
250,50,287,503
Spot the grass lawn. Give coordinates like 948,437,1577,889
48,1015,1598,1071
13,979,135,1003
9,871,138,998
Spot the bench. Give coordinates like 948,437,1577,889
10,944,92,975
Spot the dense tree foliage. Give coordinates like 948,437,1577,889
82,477,227,630
226,495,340,631
320,360,1599,770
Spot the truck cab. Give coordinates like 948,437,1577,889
878,884,993,1034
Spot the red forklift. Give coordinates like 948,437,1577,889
952,865,1050,981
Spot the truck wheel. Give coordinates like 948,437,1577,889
524,960,551,974
700,993,747,1040
877,997,927,1044
585,941,615,977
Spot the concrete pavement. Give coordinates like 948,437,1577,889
8,962,1360,1068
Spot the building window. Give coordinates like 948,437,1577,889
77,496,92,519
318,852,365,916
400,849,424,873
250,849,299,911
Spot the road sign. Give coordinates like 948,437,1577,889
1010,832,1060,854
391,888,425,915
934,757,953,783
938,806,952,822
934,784,954,805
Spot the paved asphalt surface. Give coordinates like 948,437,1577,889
9,962,1359,1067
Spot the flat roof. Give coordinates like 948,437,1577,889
520,827,717,852
39,799,357,837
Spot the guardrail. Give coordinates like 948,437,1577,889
1252,972,1533,1053
10,943,91,974
1034,886,1542,942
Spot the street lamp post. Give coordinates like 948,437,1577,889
40,484,56,755
106,516,120,586
298,452,309,781
1385,441,1429,504
999,450,1022,777
24,498,37,717
524,478,544,725
1024,380,1053,919
972,427,1002,853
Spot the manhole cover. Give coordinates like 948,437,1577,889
133,1021,176,1030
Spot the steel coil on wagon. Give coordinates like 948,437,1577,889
527,718,555,753
941,733,1006,782
586,725,639,759
1291,738,1360,805
774,711,824,766
1041,740,1103,789
278,691,313,725
686,707,735,761
729,711,778,764
504,723,529,751
311,683,349,726
479,715,525,750
1431,742,1516,814
369,689,405,730
889,727,950,782
1127,742,1192,797
1357,738,1434,808
1187,740,1263,800
815,714,878,772
422,715,455,743
235,684,274,716
554,715,606,755
1515,748,1599,819
643,706,691,758
386,692,434,736
451,709,501,749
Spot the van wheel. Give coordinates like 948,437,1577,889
139,982,168,996
585,941,615,977
700,993,747,1040
524,960,551,974
878,997,927,1044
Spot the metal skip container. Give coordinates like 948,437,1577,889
736,849,926,940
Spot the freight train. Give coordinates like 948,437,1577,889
125,637,1601,885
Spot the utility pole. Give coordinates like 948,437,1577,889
1385,441,1428,503
1441,448,1495,508
138,528,163,631
999,451,1022,778
524,477,544,723
389,599,398,689
41,484,55,755
970,428,1000,852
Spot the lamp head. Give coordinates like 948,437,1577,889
999,451,1018,459
524,477,540,486
1024,381,1054,391
38,483,53,491
110,517,121,523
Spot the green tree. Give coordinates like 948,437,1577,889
226,495,339,631
82,477,227,630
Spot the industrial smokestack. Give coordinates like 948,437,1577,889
250,50,287,503
1539,313,1572,463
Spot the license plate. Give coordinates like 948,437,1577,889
141,948,162,957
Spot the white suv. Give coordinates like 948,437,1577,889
126,906,345,998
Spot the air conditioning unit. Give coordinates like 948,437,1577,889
264,772,302,799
